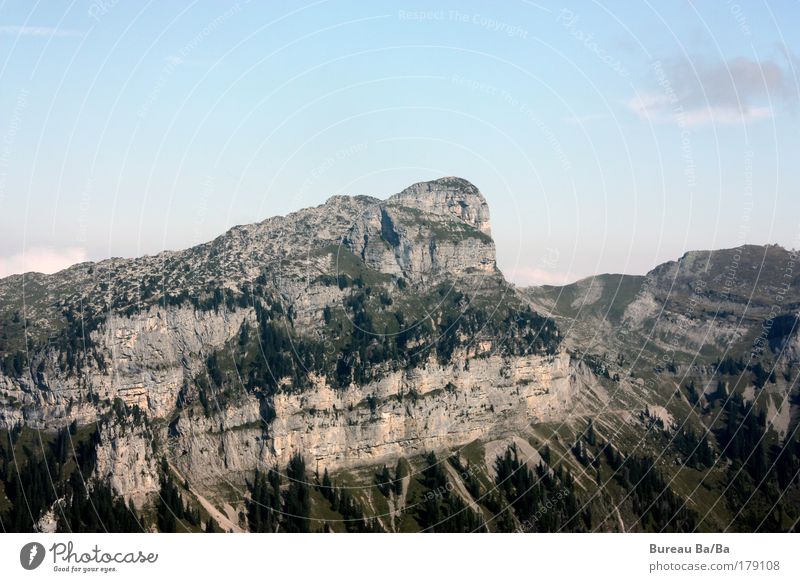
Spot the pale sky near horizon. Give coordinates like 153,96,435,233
1,1,798,285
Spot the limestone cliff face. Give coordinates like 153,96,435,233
0,177,580,504
167,350,580,491
0,305,254,428
334,176,496,287
389,177,492,236
93,418,160,508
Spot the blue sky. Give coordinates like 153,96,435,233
1,0,798,284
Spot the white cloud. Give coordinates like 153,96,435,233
627,55,797,126
503,266,575,287
0,25,82,38
682,105,772,126
627,92,773,126
626,92,672,116
0,247,87,278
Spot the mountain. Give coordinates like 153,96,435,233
525,244,800,364
1,179,799,533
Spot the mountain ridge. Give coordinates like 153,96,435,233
1,178,799,533
0,177,572,503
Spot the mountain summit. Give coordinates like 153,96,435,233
0,177,565,511
389,176,492,236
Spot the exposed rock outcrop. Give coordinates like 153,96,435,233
0,177,582,506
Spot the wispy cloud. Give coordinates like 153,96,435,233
627,55,798,126
0,247,87,278
0,25,83,38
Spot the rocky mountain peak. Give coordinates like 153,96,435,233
335,178,497,285
388,177,492,236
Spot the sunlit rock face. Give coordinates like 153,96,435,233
0,177,581,503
